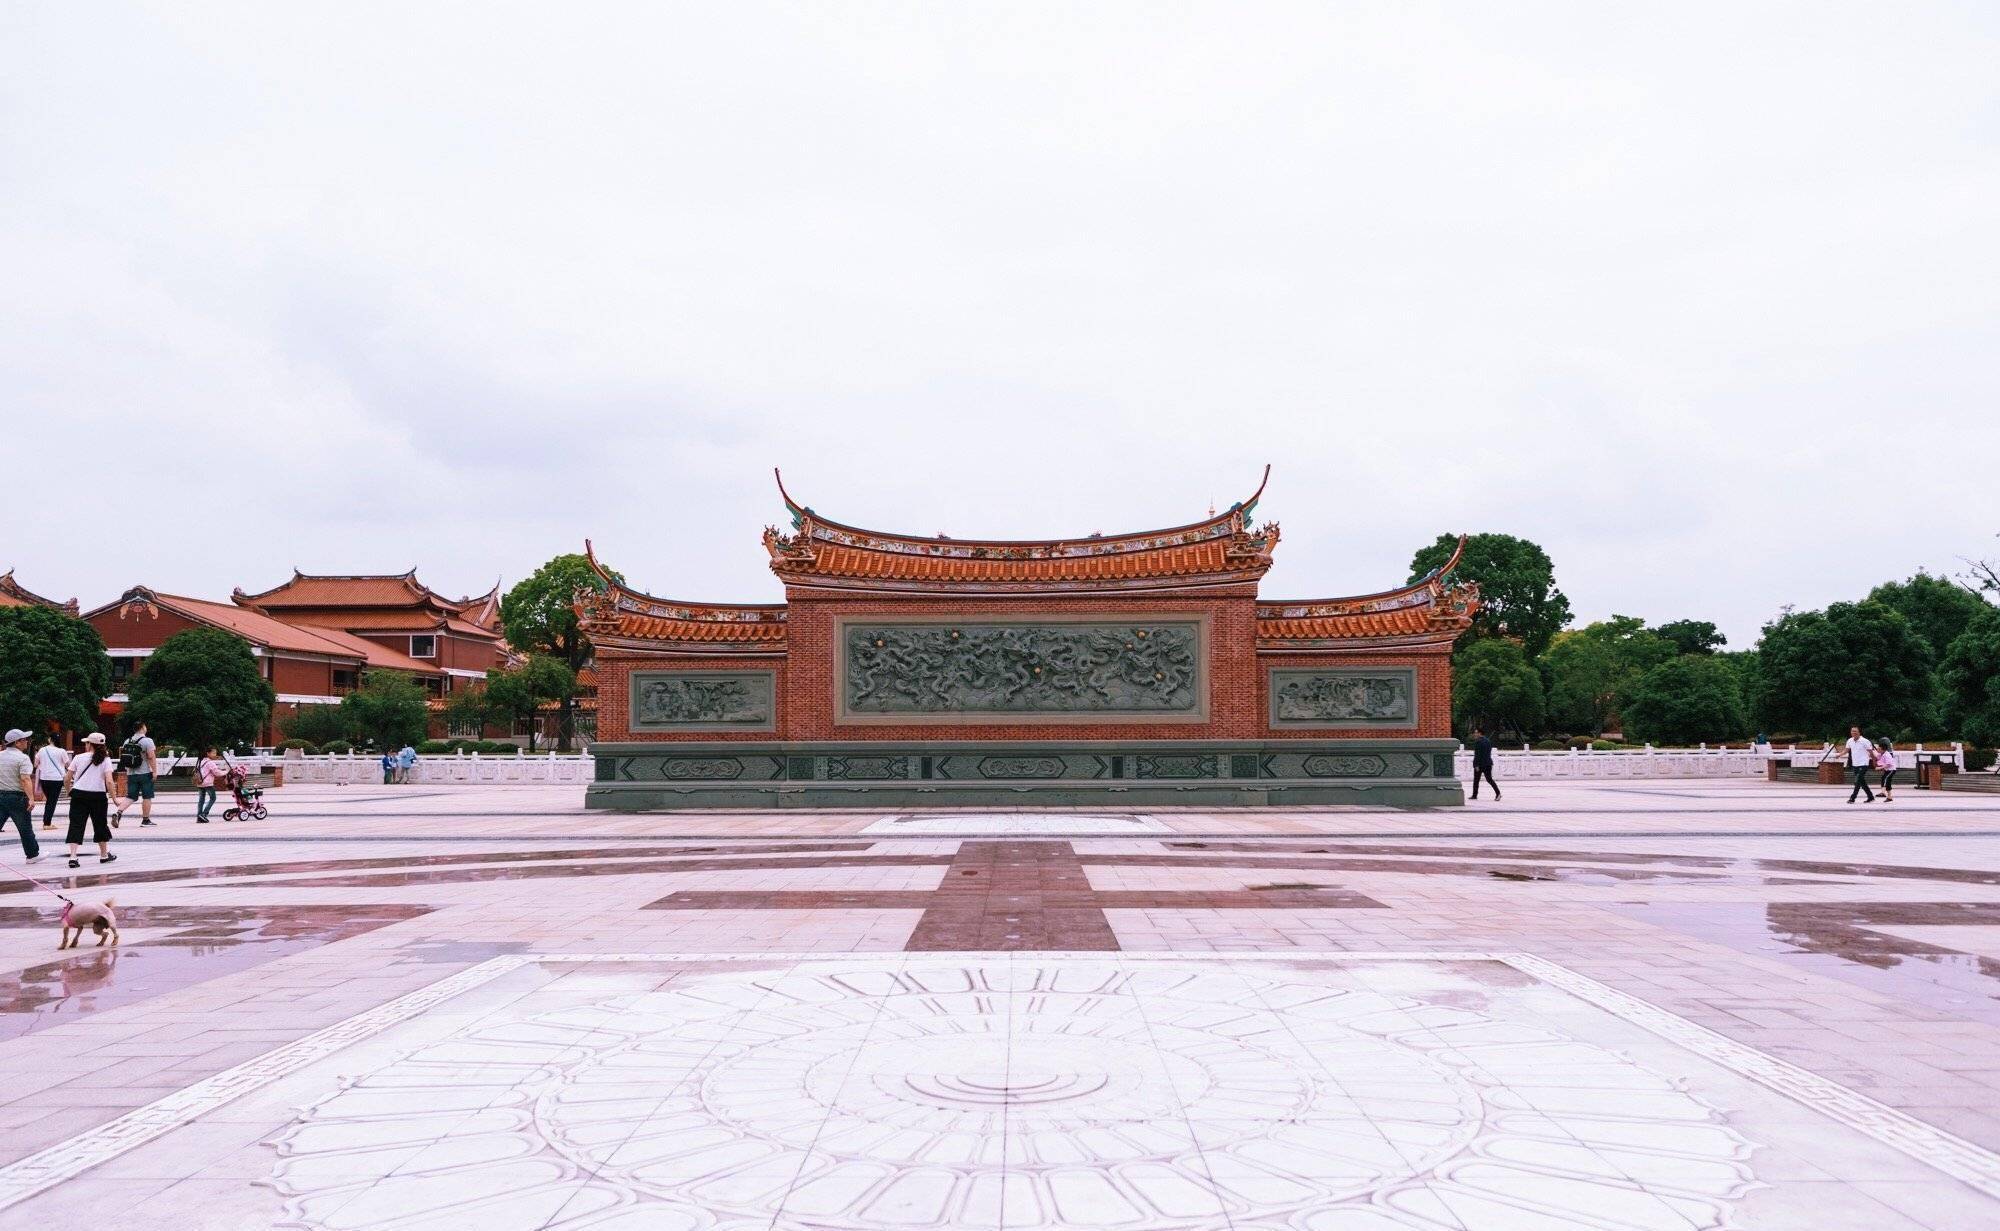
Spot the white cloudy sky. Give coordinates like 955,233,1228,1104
4,2,1996,645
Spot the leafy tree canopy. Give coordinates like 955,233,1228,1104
1753,600,1934,737
1540,616,1675,735
481,656,576,752
1622,655,1751,746
125,628,275,751
1866,571,1995,659
1452,637,1545,739
339,670,431,749
281,703,350,747
1650,619,1726,657
1940,609,2000,746
0,606,110,735
500,554,621,670
1410,533,1571,657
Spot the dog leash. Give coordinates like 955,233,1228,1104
0,858,73,906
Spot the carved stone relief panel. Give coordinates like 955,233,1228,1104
1268,667,1418,730
630,670,776,732
839,619,1206,721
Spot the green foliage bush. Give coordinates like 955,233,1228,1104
417,740,454,755
281,704,350,747
1532,739,1567,751
320,739,354,754
1964,746,1995,773
276,739,316,753
126,628,277,752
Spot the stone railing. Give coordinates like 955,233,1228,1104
279,751,595,785
1456,743,1966,781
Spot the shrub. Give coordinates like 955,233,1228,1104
1533,739,1568,751
276,739,317,754
417,740,454,755
1966,746,1996,773
320,739,354,754
1567,737,1594,750
1589,739,1633,751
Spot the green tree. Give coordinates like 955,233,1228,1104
1410,533,1570,657
1867,571,1994,658
1622,655,1750,745
1452,637,1545,739
1753,601,1934,737
441,683,494,740
1650,619,1726,657
1540,616,1676,735
124,628,276,751
499,553,620,750
280,703,351,747
339,670,431,750
0,606,110,736
480,656,576,752
1940,609,2000,746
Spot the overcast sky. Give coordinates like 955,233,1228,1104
4,3,1996,645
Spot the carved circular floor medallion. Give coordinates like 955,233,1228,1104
269,961,1757,1231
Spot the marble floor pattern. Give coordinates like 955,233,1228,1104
1,780,1999,1228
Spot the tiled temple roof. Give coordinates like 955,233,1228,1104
763,467,1279,595
89,587,372,661
234,571,504,642
576,542,787,654
0,570,79,615
1255,538,1479,650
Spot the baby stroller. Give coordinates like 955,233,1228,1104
221,765,268,821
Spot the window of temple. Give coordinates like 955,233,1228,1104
410,634,437,658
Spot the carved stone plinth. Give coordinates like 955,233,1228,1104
586,739,1465,810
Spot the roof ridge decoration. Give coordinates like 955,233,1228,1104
1255,537,1480,649
0,569,80,615
763,467,1279,593
576,540,788,651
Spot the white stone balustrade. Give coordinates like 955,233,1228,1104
1456,743,1966,781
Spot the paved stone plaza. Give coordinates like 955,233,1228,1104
3,780,2000,1228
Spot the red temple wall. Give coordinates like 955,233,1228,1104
1252,650,1454,739
595,650,787,742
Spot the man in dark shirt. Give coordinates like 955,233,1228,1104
1469,727,1500,801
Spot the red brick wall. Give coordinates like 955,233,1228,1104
594,651,787,742
269,655,339,698
596,596,1457,744
1253,650,1454,739
88,607,200,649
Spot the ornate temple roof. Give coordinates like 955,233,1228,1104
763,468,1279,595
576,542,787,654
0,570,78,615
234,571,504,641
1255,538,1479,650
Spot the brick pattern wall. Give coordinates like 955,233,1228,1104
594,650,787,742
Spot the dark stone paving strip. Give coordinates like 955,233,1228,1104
0,905,432,1040
223,853,949,890
910,841,1120,951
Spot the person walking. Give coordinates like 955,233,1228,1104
195,747,227,823
64,732,118,869
1843,725,1876,803
1875,739,1899,803
33,736,69,830
1469,727,1500,801
112,721,158,828
396,743,417,785
1,729,42,862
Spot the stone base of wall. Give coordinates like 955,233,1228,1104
586,739,1465,810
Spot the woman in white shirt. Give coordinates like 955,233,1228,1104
64,732,118,868
33,738,69,830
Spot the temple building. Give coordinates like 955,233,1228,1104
581,469,1477,808
0,570,78,615
232,571,507,696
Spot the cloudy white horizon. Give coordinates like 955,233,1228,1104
3,3,1995,646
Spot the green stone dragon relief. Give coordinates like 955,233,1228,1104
630,671,775,731
843,621,1201,715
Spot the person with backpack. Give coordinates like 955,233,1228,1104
112,721,157,827
64,732,118,868
33,735,70,830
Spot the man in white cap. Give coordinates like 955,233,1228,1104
0,729,41,862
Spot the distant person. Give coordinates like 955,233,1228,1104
1843,725,1876,803
112,721,158,827
1875,739,1899,803
379,750,396,786
396,743,417,784
1,729,41,862
195,747,228,823
33,736,70,830
64,732,118,868
1469,727,1500,801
